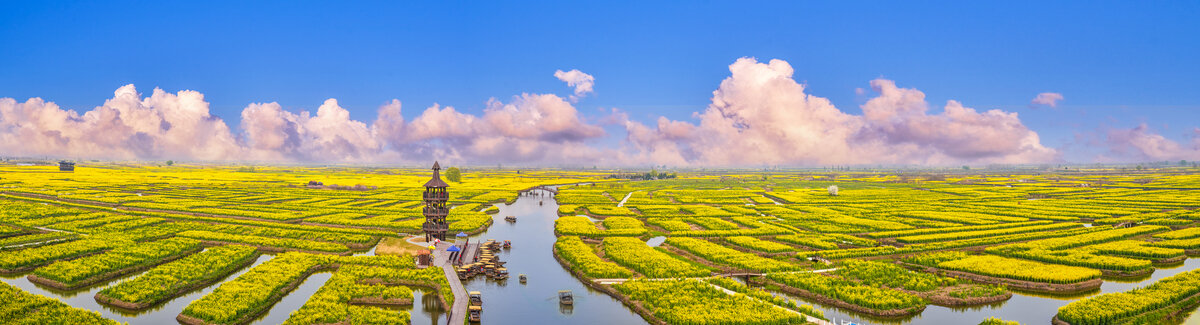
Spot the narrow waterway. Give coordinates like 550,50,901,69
457,187,648,325
0,253,274,324
248,272,334,325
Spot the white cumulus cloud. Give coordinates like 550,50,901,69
1105,124,1200,161
619,58,1058,166
0,59,1073,166
0,85,242,161
554,69,595,102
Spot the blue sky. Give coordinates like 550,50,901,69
1,1,1198,165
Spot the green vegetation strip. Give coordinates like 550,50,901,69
0,281,120,325
0,231,77,248
666,237,801,272
555,216,646,237
766,272,926,315
176,230,350,254
725,236,794,253
554,236,633,279
32,237,202,289
1154,227,1200,240
1057,268,1200,325
187,222,376,245
836,259,956,292
905,252,1100,284
97,244,259,309
283,265,415,325
0,237,130,273
705,277,825,320
602,237,709,278
774,234,838,250
868,220,1053,238
181,252,327,324
896,222,1079,243
615,279,808,325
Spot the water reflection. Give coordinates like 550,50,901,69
645,236,666,247
351,243,378,256
406,289,446,325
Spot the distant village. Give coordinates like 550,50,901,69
605,170,678,180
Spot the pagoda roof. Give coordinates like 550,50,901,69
424,161,449,187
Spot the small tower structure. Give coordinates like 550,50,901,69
422,161,450,242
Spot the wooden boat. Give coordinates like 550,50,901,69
469,291,482,306
468,305,482,322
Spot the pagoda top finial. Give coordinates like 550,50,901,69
424,161,448,188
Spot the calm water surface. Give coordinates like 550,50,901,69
458,187,647,325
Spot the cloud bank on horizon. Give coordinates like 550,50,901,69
0,58,1192,166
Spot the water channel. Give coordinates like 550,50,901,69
6,185,1200,324
445,186,647,325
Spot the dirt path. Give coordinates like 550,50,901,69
617,192,636,207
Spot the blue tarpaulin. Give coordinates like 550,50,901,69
447,245,461,252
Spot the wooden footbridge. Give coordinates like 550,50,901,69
522,185,558,195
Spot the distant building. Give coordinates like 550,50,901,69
58,161,75,172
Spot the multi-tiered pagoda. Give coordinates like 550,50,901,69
422,161,450,242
